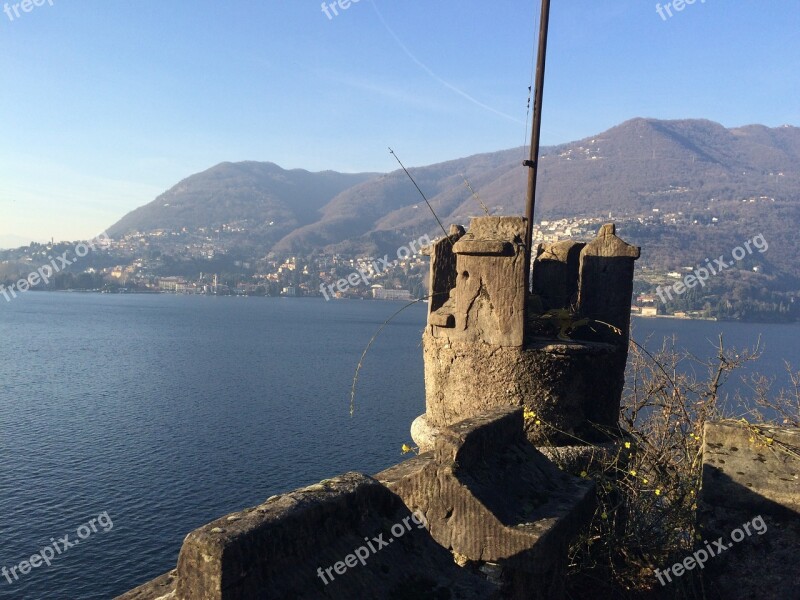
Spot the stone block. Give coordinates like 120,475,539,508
577,223,640,339
531,240,585,311
428,224,464,313
380,406,596,600
697,421,800,600
118,473,495,599
421,333,627,444
428,216,527,348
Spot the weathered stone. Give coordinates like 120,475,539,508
427,224,464,313
531,240,585,311
118,473,495,599
419,334,627,445
577,223,640,339
452,239,513,256
428,216,527,348
115,571,177,600
428,311,455,328
410,413,440,453
421,219,637,449
698,421,800,600
537,440,628,475
702,421,799,513
379,406,596,600
118,408,598,600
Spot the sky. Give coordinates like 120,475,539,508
0,1,798,245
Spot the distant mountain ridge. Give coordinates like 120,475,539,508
107,162,378,249
108,118,800,255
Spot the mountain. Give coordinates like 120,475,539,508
108,119,800,256
107,162,378,247
536,118,800,214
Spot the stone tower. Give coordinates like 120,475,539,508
413,217,640,449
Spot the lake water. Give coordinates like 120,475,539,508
0,294,797,599
631,315,800,401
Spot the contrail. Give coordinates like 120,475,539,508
369,0,523,124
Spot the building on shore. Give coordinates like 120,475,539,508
371,285,412,301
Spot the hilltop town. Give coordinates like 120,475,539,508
2,199,795,322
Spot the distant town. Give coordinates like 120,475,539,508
2,200,796,322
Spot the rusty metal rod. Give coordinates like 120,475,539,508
524,0,551,292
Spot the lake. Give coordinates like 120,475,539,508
0,294,796,598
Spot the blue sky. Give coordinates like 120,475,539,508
1,1,798,244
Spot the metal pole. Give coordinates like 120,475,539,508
524,0,551,293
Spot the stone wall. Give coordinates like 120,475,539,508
419,337,627,445
697,421,799,600
116,408,594,600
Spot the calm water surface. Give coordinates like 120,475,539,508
0,294,796,598
632,315,800,401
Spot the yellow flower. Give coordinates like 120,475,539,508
523,407,536,421
535,419,541,426
655,489,662,496
402,443,419,455
689,490,695,496
629,470,637,477
580,471,588,478
765,437,774,445
643,478,649,484
624,442,631,449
